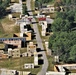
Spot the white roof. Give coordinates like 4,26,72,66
10,3,22,8
46,71,65,75
46,18,54,24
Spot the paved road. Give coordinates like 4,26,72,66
26,0,48,75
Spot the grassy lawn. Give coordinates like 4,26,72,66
11,0,19,3
0,33,13,38
50,13,57,19
47,56,54,71
0,22,5,38
0,22,15,38
20,48,27,53
12,12,21,18
70,70,76,73
48,1,55,5
15,0,19,3
1,16,16,33
0,44,5,49
0,57,34,70
0,15,20,38
20,42,42,74
0,45,41,74
31,0,35,10
31,0,36,15
21,65,42,74
1,16,15,24
0,49,41,75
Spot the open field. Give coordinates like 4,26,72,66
0,15,20,38
12,12,21,18
47,56,54,71
0,57,34,70
1,16,15,33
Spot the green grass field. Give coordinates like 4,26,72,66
0,57,34,70
47,56,54,71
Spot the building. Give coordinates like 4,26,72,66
24,63,34,69
0,69,18,75
27,42,36,55
39,21,47,36
0,50,8,59
0,69,31,75
46,71,65,75
13,32,32,41
8,48,20,58
4,39,21,48
46,18,54,24
40,6,55,14
10,1,22,13
34,52,38,65
0,50,4,54
0,54,8,59
38,17,46,21
18,71,31,75
16,17,31,25
22,52,32,57
0,38,26,48
54,56,59,63
19,23,32,33
68,73,76,75
8,48,12,57
54,64,76,72
45,42,51,56
20,23,28,33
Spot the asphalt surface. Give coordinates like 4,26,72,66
26,0,48,75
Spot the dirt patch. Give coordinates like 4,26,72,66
2,23,15,33
1,16,16,33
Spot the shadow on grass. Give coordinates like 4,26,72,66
36,48,46,52
38,54,42,57
34,65,40,68
28,73,36,75
38,59,44,65
30,74,36,75
46,33,50,36
32,22,38,24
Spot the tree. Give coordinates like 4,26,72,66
0,0,2,4
66,10,75,22
49,0,76,63
70,45,76,62
51,18,71,32
0,6,6,18
0,0,10,18
49,31,76,63
22,4,28,15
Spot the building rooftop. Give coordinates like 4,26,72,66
0,38,26,42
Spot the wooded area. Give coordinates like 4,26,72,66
49,0,76,63
0,0,10,19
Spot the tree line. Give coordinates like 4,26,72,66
0,0,10,19
35,0,76,8
49,7,76,63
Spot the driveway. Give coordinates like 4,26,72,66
26,0,48,75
